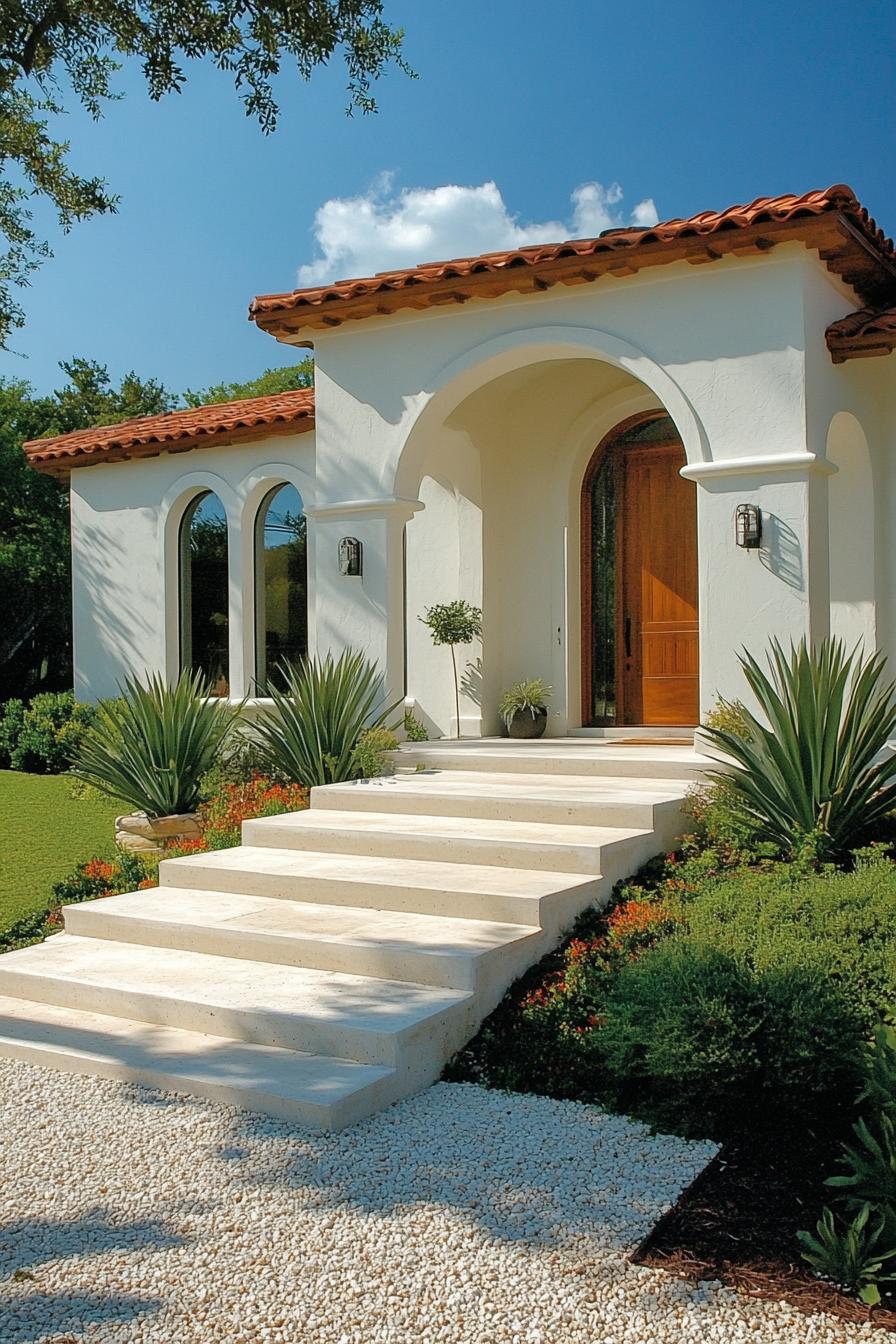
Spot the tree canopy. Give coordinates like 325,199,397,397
185,357,313,407
0,1,409,347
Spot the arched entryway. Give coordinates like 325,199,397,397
581,413,699,727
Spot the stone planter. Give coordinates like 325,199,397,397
115,811,201,857
507,708,548,739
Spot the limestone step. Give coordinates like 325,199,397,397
160,846,602,920
392,740,712,781
0,935,472,1067
310,771,686,830
242,811,653,875
0,994,394,1130
64,888,540,991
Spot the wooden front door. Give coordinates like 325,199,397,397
582,415,699,727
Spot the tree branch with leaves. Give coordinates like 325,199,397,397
0,0,411,347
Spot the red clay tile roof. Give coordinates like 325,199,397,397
25,387,314,475
826,305,896,362
250,185,896,341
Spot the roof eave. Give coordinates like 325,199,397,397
251,209,896,343
25,408,315,477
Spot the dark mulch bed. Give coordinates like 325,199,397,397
632,1129,896,1331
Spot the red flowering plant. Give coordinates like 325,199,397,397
190,776,309,851
51,850,156,907
606,898,680,959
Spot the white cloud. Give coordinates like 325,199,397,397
297,175,660,285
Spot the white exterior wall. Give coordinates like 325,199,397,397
70,432,315,701
302,246,853,732
67,243,895,737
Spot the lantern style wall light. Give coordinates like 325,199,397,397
735,504,762,550
338,536,363,576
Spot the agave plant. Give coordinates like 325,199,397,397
72,670,242,817
254,650,400,787
703,638,896,861
798,1204,896,1304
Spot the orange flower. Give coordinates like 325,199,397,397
83,859,116,882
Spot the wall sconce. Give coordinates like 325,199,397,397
338,536,363,576
735,503,762,550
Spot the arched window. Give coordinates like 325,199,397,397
180,491,229,694
255,483,307,690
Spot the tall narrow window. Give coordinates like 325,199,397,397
180,491,229,694
588,453,617,724
255,483,307,690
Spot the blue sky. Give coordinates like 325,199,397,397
3,0,894,397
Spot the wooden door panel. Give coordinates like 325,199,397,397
621,444,698,726
581,416,699,728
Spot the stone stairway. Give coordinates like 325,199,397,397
0,739,712,1129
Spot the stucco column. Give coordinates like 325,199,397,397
305,496,423,704
682,452,834,719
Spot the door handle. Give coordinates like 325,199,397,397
624,616,632,660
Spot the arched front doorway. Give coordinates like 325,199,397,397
581,413,698,727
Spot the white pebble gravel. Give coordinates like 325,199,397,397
0,1059,889,1344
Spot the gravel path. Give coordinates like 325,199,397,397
0,1058,889,1344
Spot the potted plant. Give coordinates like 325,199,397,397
499,679,552,739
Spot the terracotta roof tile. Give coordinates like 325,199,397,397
25,387,314,475
250,185,896,339
826,305,896,362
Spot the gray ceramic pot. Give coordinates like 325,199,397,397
507,708,547,739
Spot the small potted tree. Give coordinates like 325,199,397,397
499,679,552,739
419,600,482,739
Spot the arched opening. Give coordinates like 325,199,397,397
254,482,307,690
581,413,698,727
396,342,704,737
179,491,229,693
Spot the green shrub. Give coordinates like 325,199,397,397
597,939,864,1138
351,726,400,778
684,778,772,861
72,671,242,817
52,850,156,906
198,730,275,799
254,650,399,787
0,699,25,767
702,637,896,862
402,709,428,742
0,692,97,773
702,696,752,741
673,855,896,1029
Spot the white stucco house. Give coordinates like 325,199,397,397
25,182,896,737
4,183,896,1127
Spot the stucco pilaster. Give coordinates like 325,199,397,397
305,497,423,705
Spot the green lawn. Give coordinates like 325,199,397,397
0,770,124,937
